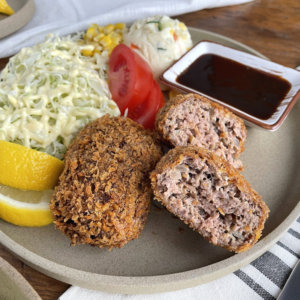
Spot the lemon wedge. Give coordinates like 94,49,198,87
0,0,14,15
0,141,64,191
0,184,53,226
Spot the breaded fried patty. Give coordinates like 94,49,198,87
151,146,269,253
50,115,162,248
155,94,247,170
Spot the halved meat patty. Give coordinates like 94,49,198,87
150,146,269,252
155,93,247,170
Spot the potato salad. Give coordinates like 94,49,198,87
124,16,192,86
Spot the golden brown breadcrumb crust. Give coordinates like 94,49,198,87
155,93,247,165
150,146,269,253
50,115,163,249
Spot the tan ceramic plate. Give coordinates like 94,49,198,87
0,28,300,294
0,257,41,300
0,0,35,39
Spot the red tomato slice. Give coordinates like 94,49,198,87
108,44,153,114
128,80,165,129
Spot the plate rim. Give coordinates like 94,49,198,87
0,0,35,39
1,27,299,294
2,204,300,294
0,256,41,300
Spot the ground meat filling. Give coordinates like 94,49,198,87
162,98,246,169
156,157,263,249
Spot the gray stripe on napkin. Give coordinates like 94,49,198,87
297,216,300,223
250,252,291,288
234,270,275,300
288,228,300,239
276,241,300,259
277,241,300,259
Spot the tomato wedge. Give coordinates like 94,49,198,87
128,80,165,129
108,44,153,114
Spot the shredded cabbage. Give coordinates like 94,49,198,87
0,34,120,159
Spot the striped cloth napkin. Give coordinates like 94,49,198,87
61,217,300,300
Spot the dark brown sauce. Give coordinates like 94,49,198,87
176,54,291,120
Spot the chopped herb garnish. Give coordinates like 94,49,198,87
11,117,21,124
157,47,167,51
10,138,23,145
56,135,64,144
146,20,163,31
31,146,44,152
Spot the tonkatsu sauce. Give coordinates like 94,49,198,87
176,54,291,120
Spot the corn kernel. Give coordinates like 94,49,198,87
86,27,97,39
114,23,125,30
179,22,186,30
91,41,99,47
113,36,121,44
110,31,120,38
83,22,127,57
94,49,102,54
97,25,104,33
94,33,105,42
76,39,84,45
100,36,112,48
110,42,118,50
108,45,114,53
107,33,121,44
81,49,94,56
95,45,103,52
103,24,114,34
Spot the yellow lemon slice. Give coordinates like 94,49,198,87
0,141,64,191
0,184,53,227
0,0,14,15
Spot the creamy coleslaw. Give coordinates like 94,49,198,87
0,34,120,159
